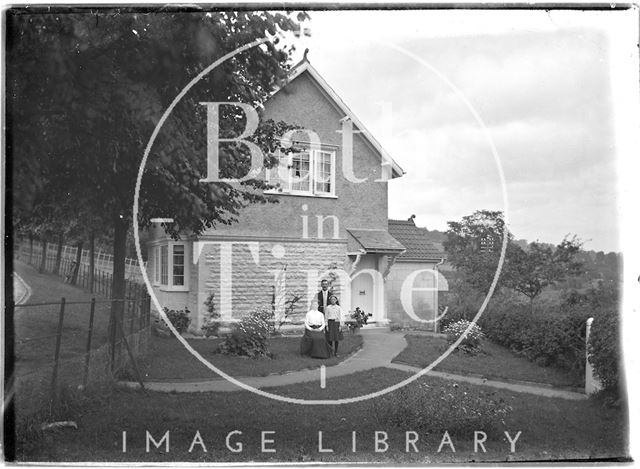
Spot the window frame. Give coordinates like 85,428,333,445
266,146,337,198
153,242,189,291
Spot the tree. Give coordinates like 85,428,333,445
503,236,583,310
443,210,515,295
8,9,308,327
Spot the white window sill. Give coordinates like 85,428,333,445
158,286,189,292
264,190,337,199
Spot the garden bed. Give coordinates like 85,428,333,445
392,335,581,388
142,333,363,380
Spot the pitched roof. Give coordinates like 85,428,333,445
388,219,446,261
347,229,406,254
272,58,405,179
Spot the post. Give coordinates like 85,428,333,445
89,233,95,294
50,298,66,405
39,239,48,273
115,313,147,392
585,317,603,395
82,298,96,387
28,234,34,264
55,234,64,275
72,240,83,285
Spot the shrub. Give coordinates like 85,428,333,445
480,299,590,379
348,307,370,331
443,319,485,354
217,306,274,358
201,292,221,337
372,379,512,436
588,309,621,391
163,307,191,334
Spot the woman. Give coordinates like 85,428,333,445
324,295,344,357
300,301,331,359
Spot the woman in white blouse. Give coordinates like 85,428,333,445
300,300,331,358
324,295,344,357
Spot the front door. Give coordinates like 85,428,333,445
350,255,378,322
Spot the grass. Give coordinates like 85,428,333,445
142,333,363,379
393,335,581,388
13,367,628,463
12,261,117,377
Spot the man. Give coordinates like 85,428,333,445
317,279,331,314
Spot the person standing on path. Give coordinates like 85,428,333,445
317,279,332,314
325,294,344,357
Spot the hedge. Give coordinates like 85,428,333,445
479,301,590,377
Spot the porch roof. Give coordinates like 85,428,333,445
388,219,446,261
346,229,406,254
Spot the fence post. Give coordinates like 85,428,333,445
115,314,146,392
585,317,602,395
50,297,66,406
82,298,96,388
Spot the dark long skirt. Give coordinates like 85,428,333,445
326,320,344,342
300,329,331,358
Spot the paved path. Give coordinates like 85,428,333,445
387,362,587,401
13,272,32,305
122,329,407,392
122,329,588,400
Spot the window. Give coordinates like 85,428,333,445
154,243,189,290
268,148,335,197
173,245,185,286
154,246,160,284
160,246,168,285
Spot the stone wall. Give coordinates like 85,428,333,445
194,238,348,330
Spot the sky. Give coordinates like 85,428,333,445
288,9,638,252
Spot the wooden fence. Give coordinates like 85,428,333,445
15,238,146,282
16,240,146,300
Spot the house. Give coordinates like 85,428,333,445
386,217,449,331
147,58,444,333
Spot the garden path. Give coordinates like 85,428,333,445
122,328,406,392
13,272,32,305
121,329,588,400
387,362,587,401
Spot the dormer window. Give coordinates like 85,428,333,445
267,147,336,197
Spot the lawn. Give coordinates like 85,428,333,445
143,333,363,379
393,335,582,388
12,261,116,376
13,367,628,463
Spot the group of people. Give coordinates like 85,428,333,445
300,279,345,359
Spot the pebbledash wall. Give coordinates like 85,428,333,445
148,63,399,332
385,261,449,332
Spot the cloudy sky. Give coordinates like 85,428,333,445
290,9,637,252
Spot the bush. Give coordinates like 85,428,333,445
588,309,621,391
163,307,191,334
443,319,485,354
217,306,274,358
348,307,370,331
480,300,590,376
372,379,512,436
201,292,221,337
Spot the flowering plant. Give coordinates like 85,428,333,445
443,319,485,354
218,306,275,358
348,307,370,331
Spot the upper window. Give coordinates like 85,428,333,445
267,148,336,197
